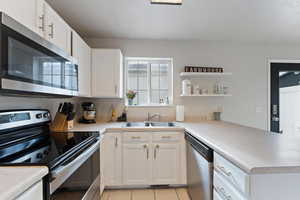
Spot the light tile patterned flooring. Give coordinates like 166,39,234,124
101,188,191,200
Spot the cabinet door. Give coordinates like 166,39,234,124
103,133,122,186
91,49,123,98
36,0,46,37
152,143,181,185
123,143,151,185
73,31,91,97
0,0,38,34
45,3,71,54
100,139,105,195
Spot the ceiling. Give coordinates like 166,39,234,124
46,0,300,43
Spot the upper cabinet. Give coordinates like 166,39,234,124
0,0,38,33
37,0,72,55
73,31,91,97
91,49,124,98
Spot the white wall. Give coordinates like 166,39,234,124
87,38,300,130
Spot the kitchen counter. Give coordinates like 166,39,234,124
71,121,300,174
0,166,48,200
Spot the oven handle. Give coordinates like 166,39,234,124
50,140,100,194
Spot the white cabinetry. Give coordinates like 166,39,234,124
36,0,71,54
100,138,105,195
103,133,122,187
0,0,72,55
91,49,123,98
44,2,71,54
123,143,151,185
152,143,180,185
72,31,91,97
0,0,38,34
102,131,186,188
122,131,185,186
15,181,43,200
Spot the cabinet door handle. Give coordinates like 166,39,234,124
161,136,171,139
115,137,118,147
48,23,54,38
114,85,118,95
144,144,149,160
39,14,45,32
154,144,159,159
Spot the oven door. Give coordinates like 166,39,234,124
0,12,78,96
50,141,100,200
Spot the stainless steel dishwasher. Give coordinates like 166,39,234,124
186,132,213,200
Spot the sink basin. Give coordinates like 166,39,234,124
150,122,176,127
125,122,176,127
125,122,150,127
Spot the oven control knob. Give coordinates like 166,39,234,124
43,113,50,118
36,153,43,159
36,113,43,119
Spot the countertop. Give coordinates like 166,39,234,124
71,121,300,174
0,166,48,200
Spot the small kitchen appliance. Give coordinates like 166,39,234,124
79,102,96,124
0,12,78,97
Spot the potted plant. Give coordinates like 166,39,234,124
126,90,137,106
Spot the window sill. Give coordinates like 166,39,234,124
126,104,175,108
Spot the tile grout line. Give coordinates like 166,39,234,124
174,188,181,200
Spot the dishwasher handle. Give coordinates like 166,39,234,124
185,132,213,162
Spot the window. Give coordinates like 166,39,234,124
125,57,173,106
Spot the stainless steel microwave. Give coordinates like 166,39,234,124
0,12,78,96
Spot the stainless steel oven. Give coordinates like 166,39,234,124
0,110,101,200
0,12,78,96
50,142,100,200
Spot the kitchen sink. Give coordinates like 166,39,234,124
125,122,176,127
125,122,150,127
150,122,176,127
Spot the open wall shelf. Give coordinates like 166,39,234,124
180,72,232,78
180,94,232,97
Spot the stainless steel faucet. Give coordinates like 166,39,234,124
147,113,161,122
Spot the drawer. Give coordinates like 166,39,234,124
123,132,151,143
152,132,182,142
214,153,249,195
214,171,246,200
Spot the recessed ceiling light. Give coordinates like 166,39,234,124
151,0,182,5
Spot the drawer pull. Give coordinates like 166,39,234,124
131,136,141,139
216,187,232,200
217,165,232,177
161,136,171,139
217,165,238,185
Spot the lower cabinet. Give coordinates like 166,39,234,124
102,133,122,187
123,143,152,185
152,143,181,185
102,131,186,188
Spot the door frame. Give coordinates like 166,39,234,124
267,59,300,131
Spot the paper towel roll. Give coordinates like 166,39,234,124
176,105,185,122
